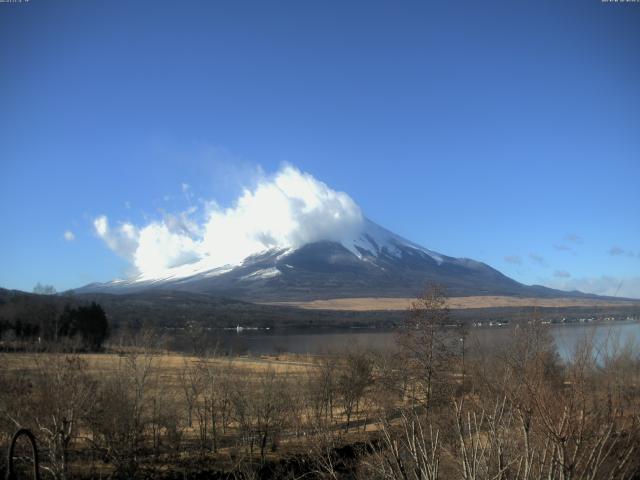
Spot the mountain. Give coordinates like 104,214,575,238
76,218,592,301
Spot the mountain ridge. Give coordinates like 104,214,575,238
75,218,608,302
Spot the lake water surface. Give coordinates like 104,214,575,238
168,321,640,362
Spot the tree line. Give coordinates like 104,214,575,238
0,296,109,351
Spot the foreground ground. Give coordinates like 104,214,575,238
2,320,640,479
0,348,391,478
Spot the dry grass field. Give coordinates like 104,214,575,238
0,348,392,478
0,351,315,375
267,295,640,311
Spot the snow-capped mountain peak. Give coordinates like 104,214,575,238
347,218,444,265
109,218,445,287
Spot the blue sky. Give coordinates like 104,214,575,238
1,0,639,297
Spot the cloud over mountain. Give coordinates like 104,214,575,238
94,166,364,279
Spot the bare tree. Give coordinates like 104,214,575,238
178,359,201,429
306,354,338,429
366,409,441,480
86,345,156,476
33,283,57,295
2,355,95,479
253,368,290,463
397,284,461,409
336,349,373,432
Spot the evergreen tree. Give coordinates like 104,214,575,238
58,302,109,350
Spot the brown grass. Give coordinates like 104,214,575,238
0,351,316,376
265,295,640,311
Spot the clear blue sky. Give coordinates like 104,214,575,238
1,0,639,297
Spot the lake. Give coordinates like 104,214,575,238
166,320,640,362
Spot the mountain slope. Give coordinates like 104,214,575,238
76,218,592,301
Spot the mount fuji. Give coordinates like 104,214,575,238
77,217,584,302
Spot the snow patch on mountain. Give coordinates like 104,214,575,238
98,216,448,290
240,267,281,281
347,218,444,265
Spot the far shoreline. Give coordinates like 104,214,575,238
265,295,640,311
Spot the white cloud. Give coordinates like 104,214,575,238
553,234,583,253
93,165,364,279
504,255,522,265
564,233,583,244
93,215,139,260
63,230,75,242
135,222,200,277
553,270,571,278
608,246,635,257
529,252,545,265
543,276,640,299
181,182,193,203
